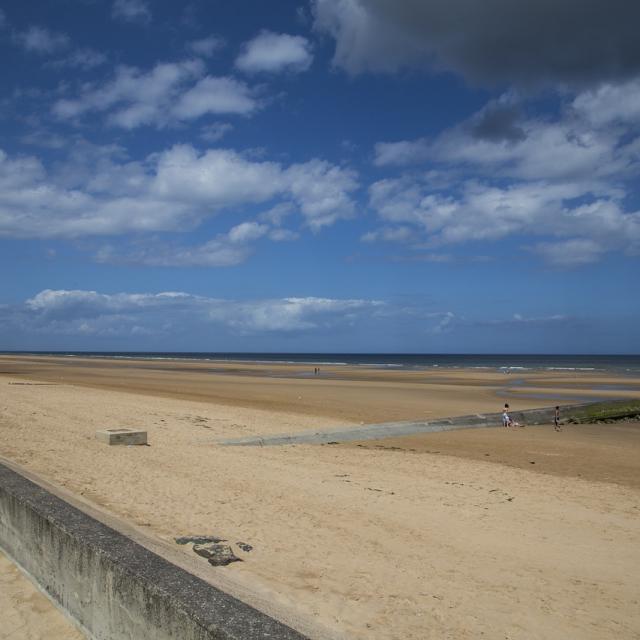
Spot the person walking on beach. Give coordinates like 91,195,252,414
554,405,561,431
502,403,511,428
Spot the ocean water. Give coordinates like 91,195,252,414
4,352,640,374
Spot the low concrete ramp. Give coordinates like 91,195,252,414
220,403,591,447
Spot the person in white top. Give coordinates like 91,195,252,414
502,403,511,427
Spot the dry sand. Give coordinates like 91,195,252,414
0,551,86,640
1,355,639,639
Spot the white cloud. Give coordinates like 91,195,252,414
200,122,234,142
96,222,270,267
94,215,303,268
361,226,413,243
367,176,640,263
172,76,259,119
112,0,151,24
150,145,284,206
529,239,605,268
285,160,358,230
149,146,357,231
374,94,636,184
209,296,382,332
52,61,261,127
16,289,383,336
187,36,225,57
227,221,268,244
15,26,69,53
572,78,640,126
269,228,299,241
53,60,202,120
367,86,640,267
235,31,313,74
481,313,571,327
430,311,455,334
259,202,295,226
0,143,358,239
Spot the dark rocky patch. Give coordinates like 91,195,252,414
193,543,242,566
236,542,253,552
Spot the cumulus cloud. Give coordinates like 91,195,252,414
572,77,640,126
374,92,639,184
235,31,313,74
14,26,69,53
112,0,151,24
377,118,628,183
366,176,640,264
97,222,271,267
312,0,640,88
53,60,202,123
368,83,640,266
211,296,381,332
10,289,383,337
0,143,358,240
172,76,258,118
285,159,358,228
52,60,261,128
96,218,305,267
200,122,233,142
148,145,357,230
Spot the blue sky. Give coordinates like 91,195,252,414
1,0,639,353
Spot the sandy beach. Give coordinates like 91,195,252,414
1,355,640,639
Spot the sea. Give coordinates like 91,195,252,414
4,352,640,374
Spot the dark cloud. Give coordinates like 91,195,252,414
313,0,640,88
469,105,526,142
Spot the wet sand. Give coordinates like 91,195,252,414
347,422,640,488
1,355,639,639
2,354,639,423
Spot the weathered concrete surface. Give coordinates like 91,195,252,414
0,550,87,640
0,462,308,640
220,403,593,447
95,428,147,445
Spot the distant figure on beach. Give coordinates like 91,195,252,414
554,405,561,431
502,404,511,427
502,402,521,427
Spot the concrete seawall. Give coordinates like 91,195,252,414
0,462,308,640
220,403,591,447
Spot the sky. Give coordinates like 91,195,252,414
0,0,639,353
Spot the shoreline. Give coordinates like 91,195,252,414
2,351,639,374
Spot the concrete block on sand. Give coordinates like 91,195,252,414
95,428,147,445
